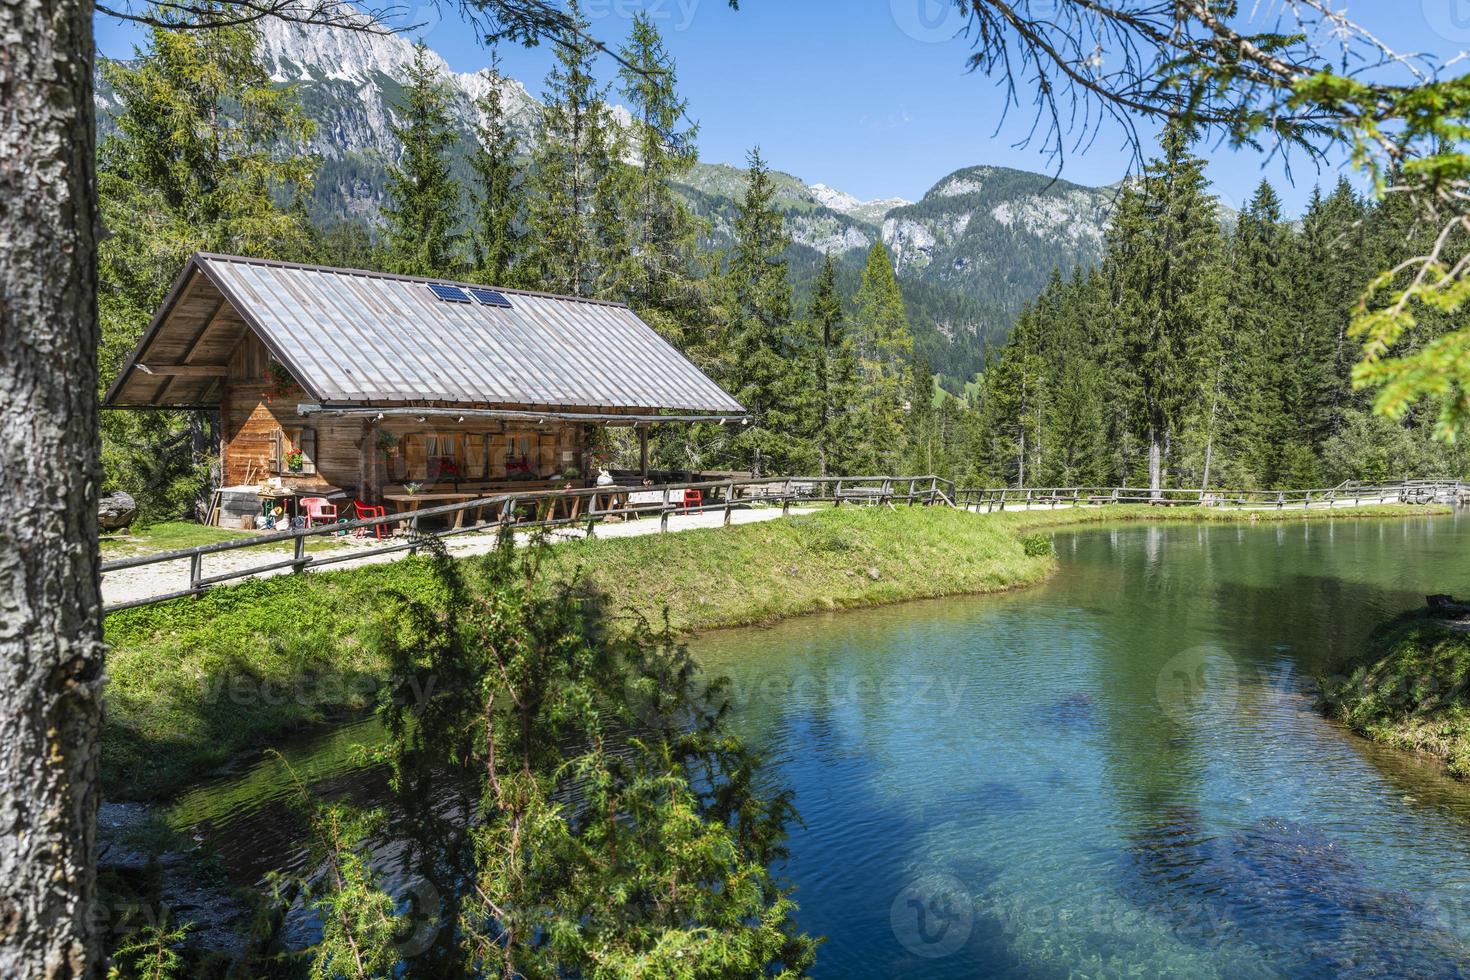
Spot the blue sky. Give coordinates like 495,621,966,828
94,1,1470,215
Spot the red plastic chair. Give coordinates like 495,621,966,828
300,497,338,527
353,500,388,540
680,489,703,513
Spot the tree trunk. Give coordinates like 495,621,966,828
0,0,105,974
1147,424,1163,500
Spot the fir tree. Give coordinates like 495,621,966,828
468,54,524,285
723,148,813,476
382,42,463,278
613,13,704,342
523,0,615,297
810,254,860,474
851,241,916,471
1105,120,1224,495
98,17,314,520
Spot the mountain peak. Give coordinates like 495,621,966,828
808,183,911,225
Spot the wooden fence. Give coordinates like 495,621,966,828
100,475,957,614
954,479,1470,512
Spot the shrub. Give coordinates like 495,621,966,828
1022,532,1054,557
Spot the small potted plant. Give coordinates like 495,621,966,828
404,482,422,496
284,447,305,473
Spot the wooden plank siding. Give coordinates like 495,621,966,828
220,332,593,497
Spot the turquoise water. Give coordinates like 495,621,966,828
173,515,1470,976
692,517,1470,977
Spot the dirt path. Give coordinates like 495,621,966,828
102,506,819,609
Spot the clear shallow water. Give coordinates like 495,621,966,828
173,515,1470,977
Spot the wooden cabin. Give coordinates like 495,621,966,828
104,253,744,524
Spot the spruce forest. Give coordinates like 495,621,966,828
97,9,1468,523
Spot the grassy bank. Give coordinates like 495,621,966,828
1320,611,1470,777
103,501,1446,799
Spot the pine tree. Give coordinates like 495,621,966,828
613,13,704,342
723,148,813,476
382,42,463,278
810,254,860,474
523,0,615,297
851,241,916,471
99,18,314,520
1106,120,1224,495
468,54,524,285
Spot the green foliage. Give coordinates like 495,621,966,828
1021,532,1054,558
279,769,406,979
522,0,619,297
1319,611,1470,778
106,916,191,980
611,13,706,344
98,8,314,521
720,148,816,476
382,42,464,278
850,242,917,473
468,54,524,285
315,535,821,976
964,124,1469,493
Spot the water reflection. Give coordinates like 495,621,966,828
173,515,1470,977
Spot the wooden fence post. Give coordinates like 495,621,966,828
189,553,202,597
723,480,734,526
293,533,306,573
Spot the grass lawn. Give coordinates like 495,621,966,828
102,520,352,559
102,501,1448,800
1320,611,1470,777
101,521,257,556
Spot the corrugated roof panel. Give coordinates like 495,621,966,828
194,255,744,414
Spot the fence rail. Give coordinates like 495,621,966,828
954,480,1470,512
101,474,956,614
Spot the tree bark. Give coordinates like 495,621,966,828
1147,424,1163,500
0,0,105,974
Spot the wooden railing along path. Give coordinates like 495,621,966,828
101,475,956,614
954,479,1469,512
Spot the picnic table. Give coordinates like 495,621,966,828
383,491,481,528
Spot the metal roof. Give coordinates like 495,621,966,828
105,253,744,415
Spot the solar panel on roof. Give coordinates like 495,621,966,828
469,287,513,308
427,283,471,303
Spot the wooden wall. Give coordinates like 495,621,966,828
220,333,594,499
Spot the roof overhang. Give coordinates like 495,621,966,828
297,404,750,426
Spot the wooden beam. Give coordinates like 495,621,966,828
179,296,228,364
136,364,229,377
639,427,649,476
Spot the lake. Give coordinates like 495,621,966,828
172,515,1470,977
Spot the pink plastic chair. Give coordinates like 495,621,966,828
300,497,338,527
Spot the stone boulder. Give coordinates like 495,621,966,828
98,490,137,532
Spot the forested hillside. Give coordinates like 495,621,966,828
961,123,1469,491
92,11,1123,391
94,8,1465,524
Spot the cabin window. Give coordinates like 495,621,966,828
400,432,480,482
503,432,535,476
270,426,315,475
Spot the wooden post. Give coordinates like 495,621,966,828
359,418,378,502
661,488,671,532
189,553,202,597
293,533,306,572
723,480,734,526
638,426,649,477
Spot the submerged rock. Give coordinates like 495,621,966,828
1038,692,1098,731
1123,809,1470,976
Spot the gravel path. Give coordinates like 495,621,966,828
102,506,819,609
